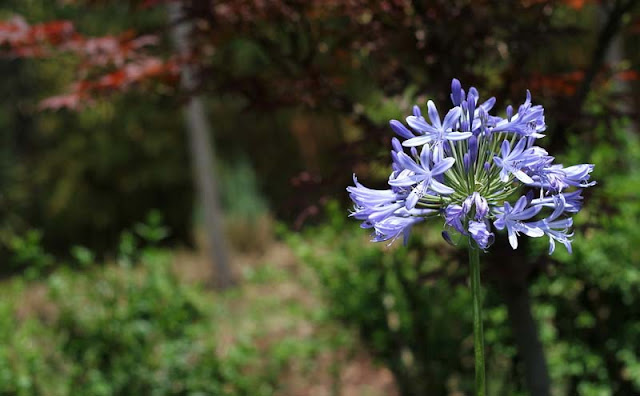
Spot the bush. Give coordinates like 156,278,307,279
0,250,282,395
527,116,640,395
287,201,518,395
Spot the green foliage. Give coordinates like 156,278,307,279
219,156,273,253
5,230,54,279
0,308,68,396
0,215,360,395
287,201,518,395
0,212,301,395
288,112,640,395
219,156,268,220
0,253,283,396
70,245,95,267
527,114,640,395
134,210,171,245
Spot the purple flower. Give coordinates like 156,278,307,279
371,215,424,245
390,137,405,174
493,139,540,184
403,101,471,146
347,176,405,224
348,175,436,245
450,78,464,106
444,193,489,239
532,195,574,254
389,120,415,140
459,87,496,134
389,144,455,209
347,78,594,253
531,190,583,213
562,164,596,188
469,221,494,250
445,204,466,234
493,195,544,249
468,136,478,164
462,192,489,220
529,163,595,192
492,91,546,138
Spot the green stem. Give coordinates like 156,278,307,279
469,238,486,396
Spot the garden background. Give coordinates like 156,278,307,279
1,1,639,395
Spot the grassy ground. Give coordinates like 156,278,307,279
5,232,397,395
171,239,398,396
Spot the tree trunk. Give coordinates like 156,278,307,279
168,1,234,289
574,0,638,113
502,284,550,396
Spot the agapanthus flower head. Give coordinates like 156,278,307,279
348,79,595,254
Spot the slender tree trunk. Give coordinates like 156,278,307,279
552,0,637,149
488,240,551,396
502,284,550,396
574,0,638,112
168,2,234,289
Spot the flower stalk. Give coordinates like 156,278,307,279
469,239,486,396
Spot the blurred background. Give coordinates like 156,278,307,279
0,0,639,395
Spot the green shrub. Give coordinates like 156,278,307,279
0,251,282,395
0,298,69,396
287,201,518,395
527,116,640,395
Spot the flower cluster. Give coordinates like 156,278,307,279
347,79,595,254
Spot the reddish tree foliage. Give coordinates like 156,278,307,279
0,0,627,111
0,15,178,109
529,71,585,96
39,57,180,110
0,16,74,57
